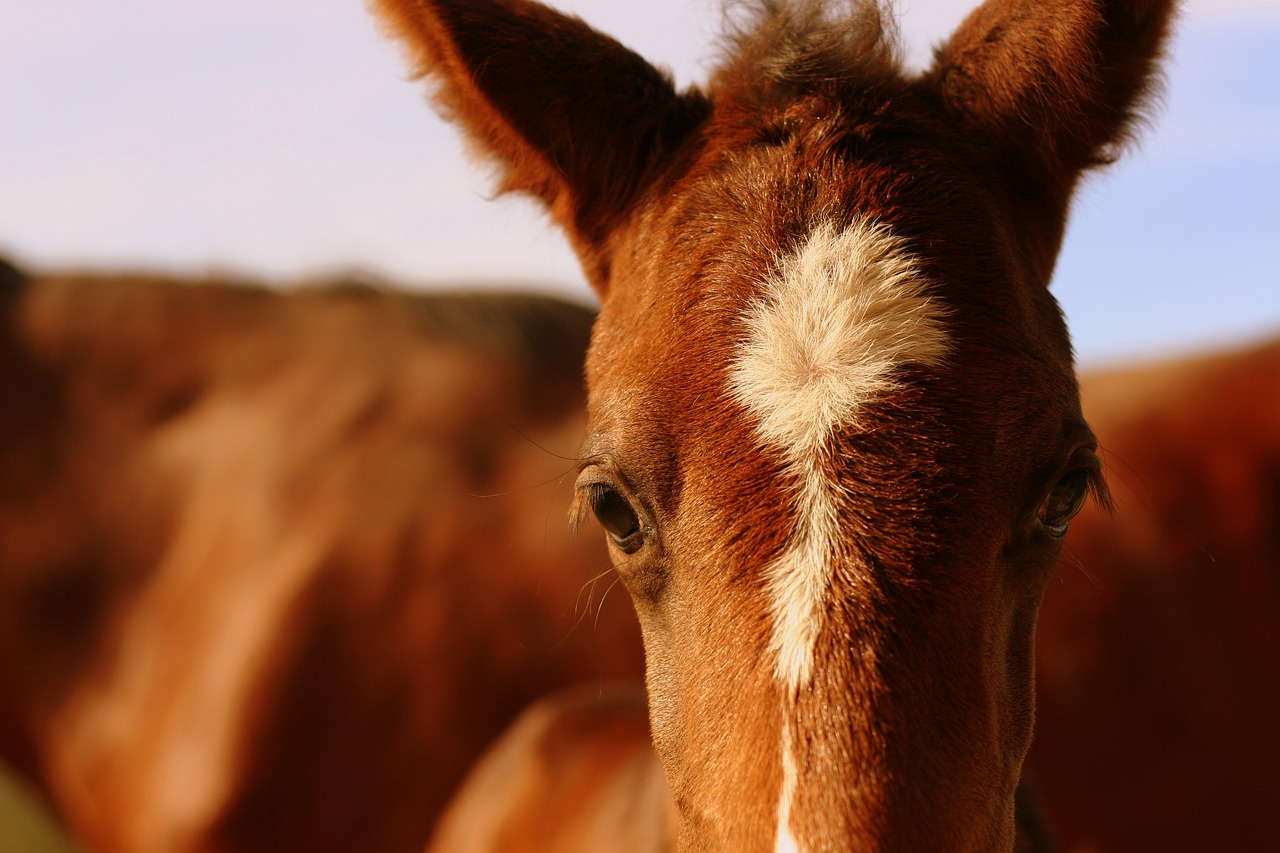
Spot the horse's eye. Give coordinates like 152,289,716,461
589,485,643,553
1038,468,1091,538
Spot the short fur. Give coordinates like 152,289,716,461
730,218,949,691
372,0,1179,849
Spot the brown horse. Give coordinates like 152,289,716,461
373,0,1178,848
0,262,642,852
427,337,1280,853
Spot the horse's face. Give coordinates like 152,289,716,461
576,105,1098,848
374,0,1176,848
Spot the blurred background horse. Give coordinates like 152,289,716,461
1,0,1276,848
0,258,642,852
1,253,1276,852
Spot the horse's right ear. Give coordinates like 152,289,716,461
372,0,709,289
925,0,1179,214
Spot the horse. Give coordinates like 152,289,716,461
372,0,1179,848
0,262,643,852
424,337,1280,853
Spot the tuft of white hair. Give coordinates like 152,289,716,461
729,217,949,691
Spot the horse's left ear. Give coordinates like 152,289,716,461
372,0,709,289
925,0,1179,212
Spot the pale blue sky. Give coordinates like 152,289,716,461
2,0,1277,366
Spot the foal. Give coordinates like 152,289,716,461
374,0,1177,848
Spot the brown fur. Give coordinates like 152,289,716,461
7,273,1267,852
0,265,643,853
431,684,1062,852
372,0,1178,850
427,336,1279,853
1029,338,1280,851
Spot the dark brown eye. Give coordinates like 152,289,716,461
589,485,643,553
1038,468,1091,538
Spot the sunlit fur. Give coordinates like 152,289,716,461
773,724,800,852
371,0,1181,848
728,218,950,850
730,217,949,692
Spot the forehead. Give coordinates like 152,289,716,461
593,106,1065,376
590,198,950,435
615,81,1023,304
585,107,1079,487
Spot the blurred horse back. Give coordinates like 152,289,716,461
0,260,641,853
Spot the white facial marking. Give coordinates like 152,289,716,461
774,724,801,853
729,218,950,847
731,217,949,688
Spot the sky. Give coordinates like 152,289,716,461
1,0,1277,367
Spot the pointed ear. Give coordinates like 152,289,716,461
372,0,709,287
925,0,1178,200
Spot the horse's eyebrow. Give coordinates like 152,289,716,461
574,434,612,470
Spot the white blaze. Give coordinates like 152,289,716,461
727,218,949,850
775,723,801,852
